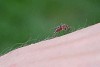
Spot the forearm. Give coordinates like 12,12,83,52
0,23,100,67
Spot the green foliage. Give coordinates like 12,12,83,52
0,0,100,55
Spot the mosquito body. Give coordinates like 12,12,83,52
54,24,70,33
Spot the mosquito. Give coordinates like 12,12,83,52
51,24,70,38
43,23,70,40
54,24,70,33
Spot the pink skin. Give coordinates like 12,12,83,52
0,23,100,67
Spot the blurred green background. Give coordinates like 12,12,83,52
0,0,100,55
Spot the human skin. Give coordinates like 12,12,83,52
0,23,100,67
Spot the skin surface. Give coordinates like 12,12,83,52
0,23,100,67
